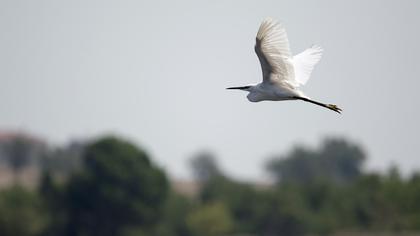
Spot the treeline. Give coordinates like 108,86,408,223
0,135,419,236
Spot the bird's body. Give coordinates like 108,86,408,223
227,18,342,113
246,81,302,102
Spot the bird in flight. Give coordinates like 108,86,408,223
227,18,342,113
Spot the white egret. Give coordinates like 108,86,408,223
227,18,342,113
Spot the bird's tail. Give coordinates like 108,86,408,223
294,97,342,114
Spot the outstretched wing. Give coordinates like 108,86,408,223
255,18,295,85
292,45,323,86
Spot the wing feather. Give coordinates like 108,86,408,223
255,18,295,85
292,45,323,86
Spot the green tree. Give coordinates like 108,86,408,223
190,151,222,184
186,202,233,236
320,138,365,183
61,136,168,236
267,138,366,185
198,175,310,235
38,170,68,236
0,186,48,236
155,192,193,236
40,142,84,176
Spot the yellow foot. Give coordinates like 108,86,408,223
327,104,342,113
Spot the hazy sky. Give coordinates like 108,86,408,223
1,0,419,180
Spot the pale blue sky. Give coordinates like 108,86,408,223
1,0,419,180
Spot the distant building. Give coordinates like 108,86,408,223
0,130,48,188
0,130,47,167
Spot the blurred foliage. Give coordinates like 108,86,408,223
190,151,222,184
63,137,168,236
1,135,420,236
154,192,193,236
0,186,48,236
40,142,84,176
39,136,168,236
186,201,234,236
267,138,365,185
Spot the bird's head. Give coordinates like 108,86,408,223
226,85,252,91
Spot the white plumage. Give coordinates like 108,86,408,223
293,44,323,86
227,18,341,113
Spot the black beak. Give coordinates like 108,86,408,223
226,86,251,90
